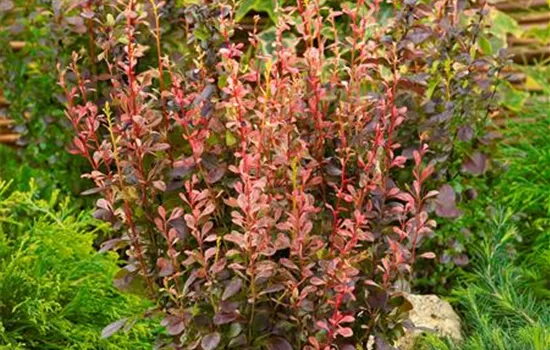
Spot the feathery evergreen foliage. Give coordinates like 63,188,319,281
0,180,158,349
419,209,550,350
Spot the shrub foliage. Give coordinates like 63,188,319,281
60,0,502,348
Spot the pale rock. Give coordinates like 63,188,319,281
396,294,462,350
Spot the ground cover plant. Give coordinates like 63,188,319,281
59,0,505,348
0,180,158,349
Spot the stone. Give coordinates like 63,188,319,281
396,294,462,350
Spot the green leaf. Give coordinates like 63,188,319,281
500,84,529,112
194,24,210,41
207,133,220,146
524,25,550,44
426,77,441,100
490,9,522,43
479,35,493,55
106,14,115,27
236,0,277,23
257,26,277,56
225,130,237,147
179,0,201,4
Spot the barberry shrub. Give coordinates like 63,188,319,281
61,0,500,348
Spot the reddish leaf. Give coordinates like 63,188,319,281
337,327,353,337
150,143,170,152
310,277,325,286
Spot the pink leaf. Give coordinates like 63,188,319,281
337,327,353,337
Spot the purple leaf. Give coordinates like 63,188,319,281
161,316,185,335
169,158,196,179
65,16,84,27
259,284,285,295
80,9,94,19
228,334,247,347
93,208,112,221
375,335,393,350
366,288,389,309
206,164,226,184
101,318,128,338
457,125,474,142
462,152,488,175
428,110,452,124
222,279,242,300
0,0,14,12
324,159,342,177
201,332,221,350
193,84,216,106
80,187,102,196
435,185,462,218
213,312,237,325
341,345,356,350
407,28,431,44
465,188,478,200
98,238,125,253
453,254,469,266
168,218,189,241
266,337,293,350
